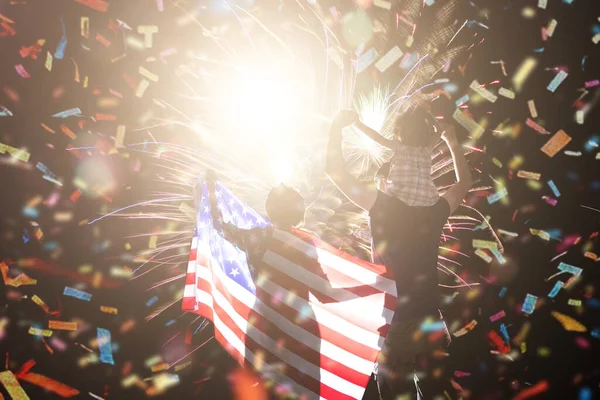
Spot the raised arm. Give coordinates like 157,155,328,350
441,124,473,213
325,111,379,211
355,121,396,150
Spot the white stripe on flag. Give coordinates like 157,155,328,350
204,260,379,374
272,230,396,293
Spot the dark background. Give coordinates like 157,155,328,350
1,0,600,399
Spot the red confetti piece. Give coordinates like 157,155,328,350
514,380,549,400
18,372,79,397
74,0,109,12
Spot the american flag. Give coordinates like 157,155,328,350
182,179,398,400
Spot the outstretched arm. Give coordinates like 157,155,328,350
441,123,473,213
325,111,379,211
355,121,396,150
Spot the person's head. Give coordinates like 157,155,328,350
265,185,305,229
374,162,391,192
393,106,442,148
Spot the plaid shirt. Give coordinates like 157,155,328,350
386,143,439,206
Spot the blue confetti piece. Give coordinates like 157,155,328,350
487,187,508,204
522,294,537,314
490,248,506,264
563,0,574,4
22,229,30,243
547,70,568,93
588,298,600,309
420,320,446,333
146,296,158,307
54,17,67,60
546,229,562,240
558,262,582,276
63,286,92,301
498,287,507,297
355,47,379,74
533,47,545,53
579,387,592,400
548,281,564,298
165,319,176,327
22,206,39,219
499,323,510,343
424,0,435,6
591,329,600,339
455,94,470,106
547,180,561,197
97,328,115,365
52,107,81,118
584,136,599,152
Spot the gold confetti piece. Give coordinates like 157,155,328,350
60,124,77,140
453,108,485,139
551,311,586,332
45,51,52,71
528,100,538,118
125,242,131,250
498,87,515,99
541,130,571,157
100,306,118,314
567,299,582,307
512,57,538,92
0,370,30,400
576,110,584,125
530,228,550,241
521,342,526,353
593,33,600,44
517,170,541,180
54,212,73,222
32,295,51,313
145,355,162,368
470,80,498,103
28,327,53,337
72,59,80,83
472,239,498,249
546,19,558,37
492,157,502,168
584,252,598,261
115,125,126,148
151,363,169,372
135,79,150,98
508,155,524,170
41,123,55,134
138,25,158,48
139,66,159,82
0,142,31,162
149,235,157,249
475,249,493,263
453,320,477,337
81,17,89,38
538,0,547,9
48,320,78,331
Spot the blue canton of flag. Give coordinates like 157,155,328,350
196,181,270,294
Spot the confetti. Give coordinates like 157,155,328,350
475,248,493,263
517,170,541,180
52,108,82,118
538,0,547,9
138,25,158,48
498,87,515,99
541,130,572,157
15,64,31,78
97,328,115,364
469,80,498,103
490,310,506,322
0,370,30,400
522,294,538,314
63,286,92,301
472,239,498,250
527,100,538,118
375,46,403,72
74,0,109,12
525,118,550,134
568,299,582,307
28,327,53,337
490,247,506,264
548,281,564,298
487,187,508,204
355,47,379,74
453,108,485,138
48,320,78,331
100,306,118,314
557,262,583,276
54,17,67,60
17,372,79,398
551,311,586,332
547,70,568,92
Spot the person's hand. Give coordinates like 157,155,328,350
332,110,359,130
